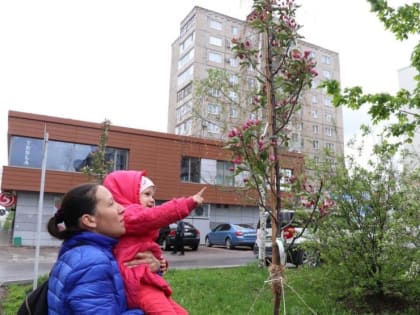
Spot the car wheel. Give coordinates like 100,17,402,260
303,249,320,267
225,238,234,250
205,237,212,247
163,237,171,251
294,248,319,267
191,244,199,251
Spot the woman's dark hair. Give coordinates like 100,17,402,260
47,183,99,240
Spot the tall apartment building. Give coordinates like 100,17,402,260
168,6,344,162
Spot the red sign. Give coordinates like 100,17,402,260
0,192,17,207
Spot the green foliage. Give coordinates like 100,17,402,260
81,119,114,184
1,211,14,231
368,1,420,40
321,1,420,144
313,140,420,304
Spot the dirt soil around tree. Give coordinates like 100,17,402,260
343,293,419,314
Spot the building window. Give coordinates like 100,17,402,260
208,88,220,98
180,16,195,36
208,103,220,115
280,168,293,191
248,78,256,89
312,125,319,134
216,160,234,186
321,55,331,65
9,136,128,172
325,112,333,123
231,25,239,36
229,91,238,102
230,107,238,119
209,36,223,47
326,143,335,151
207,122,220,134
249,112,257,120
178,49,194,70
324,97,332,106
312,109,318,119
176,100,192,122
228,57,239,67
229,74,239,86
208,52,223,63
177,83,193,103
309,51,316,59
179,32,195,54
325,127,334,137
177,65,193,87
313,140,319,150
323,70,331,79
181,156,201,183
311,95,317,104
209,19,222,30
175,119,192,136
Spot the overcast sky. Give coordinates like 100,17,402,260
0,0,418,175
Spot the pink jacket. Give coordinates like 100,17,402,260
104,170,196,308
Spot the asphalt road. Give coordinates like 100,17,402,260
0,245,257,285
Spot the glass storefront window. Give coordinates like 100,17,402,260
9,136,128,172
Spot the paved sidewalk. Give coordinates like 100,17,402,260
0,245,58,286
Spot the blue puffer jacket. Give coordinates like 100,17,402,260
48,231,144,315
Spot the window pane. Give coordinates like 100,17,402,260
180,156,201,183
9,136,128,172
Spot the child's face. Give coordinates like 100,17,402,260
140,186,155,208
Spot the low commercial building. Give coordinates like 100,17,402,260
1,111,304,246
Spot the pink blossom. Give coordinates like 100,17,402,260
303,182,314,193
310,68,318,76
232,156,242,164
288,175,297,184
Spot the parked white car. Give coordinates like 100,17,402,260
253,210,319,266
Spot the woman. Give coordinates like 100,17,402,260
47,183,159,314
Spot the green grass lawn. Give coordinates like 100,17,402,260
165,264,351,315
2,263,353,315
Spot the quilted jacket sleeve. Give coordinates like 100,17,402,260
124,197,196,235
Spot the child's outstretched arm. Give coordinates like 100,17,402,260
124,187,207,233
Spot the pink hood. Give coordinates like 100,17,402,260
103,170,146,207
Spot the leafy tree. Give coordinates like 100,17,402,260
312,137,419,310
82,119,113,183
322,1,420,145
193,68,257,140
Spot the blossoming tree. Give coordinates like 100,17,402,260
222,1,335,313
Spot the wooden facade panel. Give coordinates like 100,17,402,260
1,167,88,193
3,111,305,206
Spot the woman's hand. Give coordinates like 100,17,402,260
159,256,168,274
124,251,161,273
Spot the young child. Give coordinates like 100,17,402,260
104,170,205,315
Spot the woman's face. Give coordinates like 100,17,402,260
92,185,126,238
